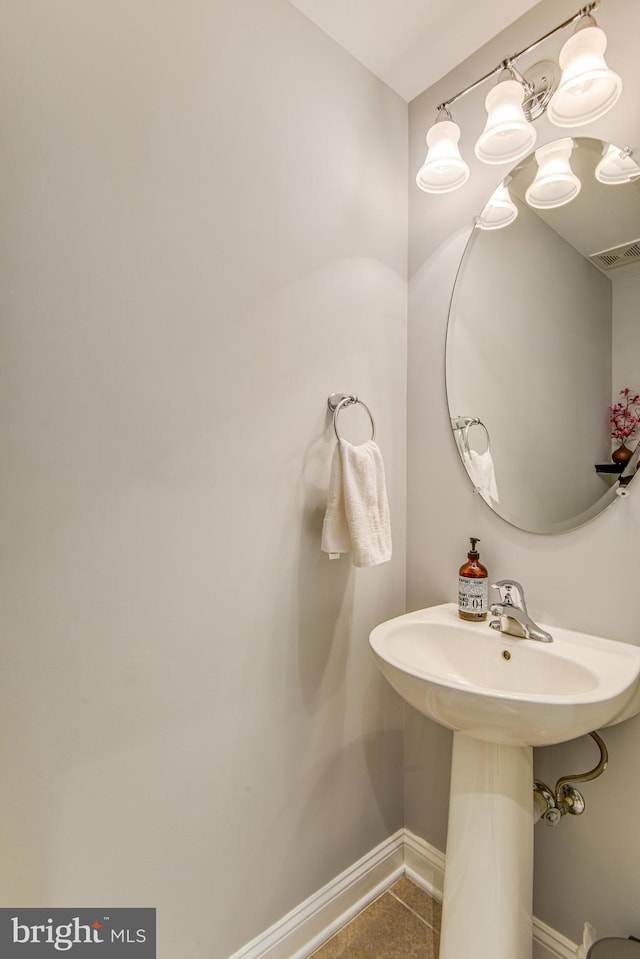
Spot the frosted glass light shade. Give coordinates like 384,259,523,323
474,79,537,165
525,138,581,209
547,24,622,127
595,144,640,185
476,182,518,230
416,119,469,193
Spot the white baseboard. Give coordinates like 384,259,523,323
402,827,446,900
532,917,580,959
227,828,578,959
227,830,405,959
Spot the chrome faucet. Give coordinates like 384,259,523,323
489,580,553,643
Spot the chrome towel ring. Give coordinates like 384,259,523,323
327,393,376,442
463,418,490,455
451,415,491,454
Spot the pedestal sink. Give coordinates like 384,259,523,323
370,603,640,959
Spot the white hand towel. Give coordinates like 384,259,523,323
321,439,392,567
320,442,352,558
463,449,500,505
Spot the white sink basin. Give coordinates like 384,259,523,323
370,603,640,746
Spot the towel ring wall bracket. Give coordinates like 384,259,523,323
327,393,376,442
451,415,491,455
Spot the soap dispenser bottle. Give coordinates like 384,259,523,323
458,537,488,621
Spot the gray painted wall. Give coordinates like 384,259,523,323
407,0,640,943
0,2,407,956
613,264,640,395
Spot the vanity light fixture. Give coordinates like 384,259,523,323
546,11,622,127
475,181,518,230
416,2,621,195
474,69,537,165
595,144,640,184
415,108,470,193
525,138,581,209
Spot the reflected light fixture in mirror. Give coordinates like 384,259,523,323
595,145,640,184
416,3,622,195
416,110,470,193
547,14,622,127
474,73,536,165
525,138,581,209
476,181,518,230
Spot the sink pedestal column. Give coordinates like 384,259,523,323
439,732,534,959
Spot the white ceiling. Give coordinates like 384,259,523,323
288,0,543,102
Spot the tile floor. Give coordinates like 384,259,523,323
309,876,441,958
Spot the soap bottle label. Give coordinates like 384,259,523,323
458,576,488,615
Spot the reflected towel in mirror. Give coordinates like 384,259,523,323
463,449,500,505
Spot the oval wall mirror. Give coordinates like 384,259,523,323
446,137,640,534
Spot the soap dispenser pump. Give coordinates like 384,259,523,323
458,537,488,621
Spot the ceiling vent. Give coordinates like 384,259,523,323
589,238,640,271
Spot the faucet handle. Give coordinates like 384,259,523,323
492,579,528,611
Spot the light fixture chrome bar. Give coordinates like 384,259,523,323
437,2,599,113
436,65,503,113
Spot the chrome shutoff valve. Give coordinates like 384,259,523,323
533,731,607,827
534,781,562,826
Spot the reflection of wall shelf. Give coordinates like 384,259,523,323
595,463,625,474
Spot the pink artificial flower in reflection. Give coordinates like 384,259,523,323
610,388,640,443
